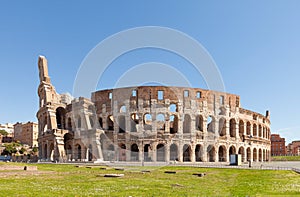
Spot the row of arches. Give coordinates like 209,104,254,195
102,143,270,163
54,106,270,140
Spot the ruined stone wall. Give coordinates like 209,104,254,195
92,86,271,163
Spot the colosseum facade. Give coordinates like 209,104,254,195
37,56,271,163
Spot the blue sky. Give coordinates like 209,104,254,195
0,1,300,143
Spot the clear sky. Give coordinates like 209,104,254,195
0,1,300,143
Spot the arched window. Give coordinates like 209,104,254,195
230,119,236,137
219,118,226,136
183,114,191,133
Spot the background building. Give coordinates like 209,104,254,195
0,123,14,143
13,122,38,147
286,141,300,155
271,134,286,156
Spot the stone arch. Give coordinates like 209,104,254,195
143,113,152,131
76,116,82,129
88,144,93,161
107,115,114,130
130,113,139,132
98,117,103,129
183,144,191,162
169,103,177,112
229,119,236,137
131,144,139,161
253,148,258,162
238,146,245,162
170,115,178,134
170,144,178,161
156,113,165,130
229,145,236,157
118,115,126,133
253,124,257,136
183,114,191,133
246,147,251,161
64,133,73,160
118,143,126,161
218,145,227,162
195,144,203,162
157,144,165,162
219,118,226,137
120,105,126,113
246,121,251,136
207,145,216,162
56,107,66,129
144,144,151,162
207,116,215,133
239,120,244,138
259,148,262,162
75,144,81,161
67,117,72,130
195,115,204,132
258,125,262,138
44,144,47,159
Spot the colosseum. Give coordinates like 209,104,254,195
37,56,271,164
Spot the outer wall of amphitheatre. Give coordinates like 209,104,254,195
37,56,271,163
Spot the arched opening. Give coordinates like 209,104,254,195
88,144,93,161
89,116,95,129
156,144,165,162
183,114,191,133
246,147,251,161
64,133,73,160
170,144,178,161
107,144,115,161
259,149,262,162
131,144,139,161
66,144,72,161
143,113,152,131
156,114,165,130
219,118,226,137
118,144,126,161
207,116,215,133
170,115,178,134
195,144,203,162
195,115,204,131
130,113,139,132
56,107,66,129
44,144,47,159
263,149,266,161
49,143,54,161
98,117,103,129
246,122,251,136
183,144,191,162
76,144,81,161
253,148,257,162
229,146,236,158
67,117,72,130
207,145,215,162
239,120,244,138
118,115,126,133
258,125,262,138
144,144,151,162
169,103,177,112
120,105,126,113
218,145,227,162
107,115,114,130
238,146,245,162
253,124,257,136
229,119,236,137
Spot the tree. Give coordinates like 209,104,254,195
0,129,8,136
1,142,21,156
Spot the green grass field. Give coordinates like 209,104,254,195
0,162,300,196
272,155,300,161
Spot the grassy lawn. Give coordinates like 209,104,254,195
272,155,300,161
0,162,300,196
